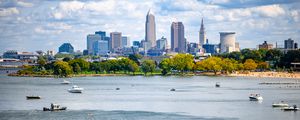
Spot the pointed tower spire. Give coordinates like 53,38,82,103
199,17,206,46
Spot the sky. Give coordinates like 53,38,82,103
0,0,300,54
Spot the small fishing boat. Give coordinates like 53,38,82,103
170,88,176,91
249,94,263,101
43,103,67,111
26,95,41,99
215,82,220,87
61,80,70,84
282,105,298,111
272,101,289,107
68,85,84,93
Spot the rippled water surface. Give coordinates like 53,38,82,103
0,75,299,120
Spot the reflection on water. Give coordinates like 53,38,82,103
0,75,299,120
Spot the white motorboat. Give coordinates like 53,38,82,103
68,85,84,93
272,101,289,107
282,105,299,111
249,94,263,101
61,80,70,84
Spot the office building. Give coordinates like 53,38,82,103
145,9,156,48
122,36,130,47
259,41,273,50
59,43,74,54
156,37,167,50
87,34,101,55
110,32,122,52
284,38,295,49
171,22,186,53
220,32,236,53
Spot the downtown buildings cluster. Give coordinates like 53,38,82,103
60,9,241,57
54,10,298,57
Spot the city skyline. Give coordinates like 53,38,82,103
0,0,299,54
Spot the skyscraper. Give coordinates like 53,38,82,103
199,18,206,47
110,32,122,52
87,34,101,55
122,36,130,47
284,38,294,49
145,9,156,48
171,22,186,53
220,32,236,53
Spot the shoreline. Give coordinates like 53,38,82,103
7,71,300,79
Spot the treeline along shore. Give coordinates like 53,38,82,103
9,49,300,79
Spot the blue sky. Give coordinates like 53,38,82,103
0,0,299,54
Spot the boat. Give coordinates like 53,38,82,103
282,105,299,111
26,95,41,99
272,101,289,107
68,85,84,93
43,103,67,111
215,82,220,87
61,80,70,84
249,94,263,101
170,88,176,91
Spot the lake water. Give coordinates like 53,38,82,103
0,75,299,120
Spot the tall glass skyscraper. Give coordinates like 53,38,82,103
145,9,156,48
171,22,186,53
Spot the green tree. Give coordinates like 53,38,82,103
265,49,283,68
172,54,194,73
37,56,47,66
193,61,205,71
221,58,238,74
128,54,142,65
159,58,172,75
243,59,257,71
68,58,90,72
128,60,139,74
53,61,73,77
201,57,222,75
90,62,103,73
257,62,269,71
141,60,156,75
106,60,121,73
73,63,81,74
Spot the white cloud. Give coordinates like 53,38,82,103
0,7,19,16
47,22,72,30
252,4,285,17
290,10,300,22
53,12,63,19
17,1,34,7
34,27,62,34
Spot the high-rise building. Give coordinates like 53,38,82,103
145,9,156,48
284,38,295,49
156,37,167,50
94,40,109,55
133,41,140,48
220,32,236,53
110,32,122,51
122,36,130,47
259,41,273,50
171,22,186,53
59,43,74,53
87,34,101,55
199,18,206,47
203,44,219,54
